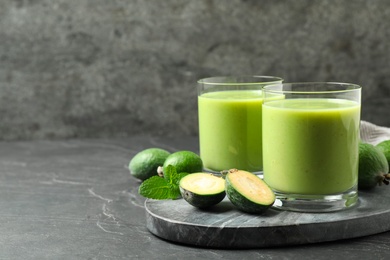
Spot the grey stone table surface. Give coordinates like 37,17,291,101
1,136,390,259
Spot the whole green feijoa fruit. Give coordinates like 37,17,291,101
358,143,390,190
129,148,171,181
376,140,390,173
163,151,203,174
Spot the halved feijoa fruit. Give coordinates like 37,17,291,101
179,172,226,208
225,169,275,214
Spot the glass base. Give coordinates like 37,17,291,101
271,186,358,213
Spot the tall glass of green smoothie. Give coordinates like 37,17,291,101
197,76,283,174
262,82,361,212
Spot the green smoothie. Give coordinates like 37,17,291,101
198,90,264,172
262,98,360,195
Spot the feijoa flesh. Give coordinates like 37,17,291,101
358,142,390,190
225,169,275,214
179,173,226,208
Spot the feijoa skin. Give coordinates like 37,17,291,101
358,143,390,190
179,173,226,208
376,140,390,172
225,169,275,214
163,151,203,174
129,148,171,181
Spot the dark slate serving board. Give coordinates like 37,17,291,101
145,188,390,248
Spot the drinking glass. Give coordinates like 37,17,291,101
262,82,361,212
197,75,283,174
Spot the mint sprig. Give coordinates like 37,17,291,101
138,165,188,200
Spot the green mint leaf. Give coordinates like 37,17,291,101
168,185,181,200
169,171,189,199
163,164,178,184
138,176,176,200
164,165,189,185
164,165,189,196
138,165,190,200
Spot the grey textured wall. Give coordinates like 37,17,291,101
1,0,389,140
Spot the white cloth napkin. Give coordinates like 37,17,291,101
360,121,390,145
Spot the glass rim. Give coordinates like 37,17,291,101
197,75,283,85
262,82,361,94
